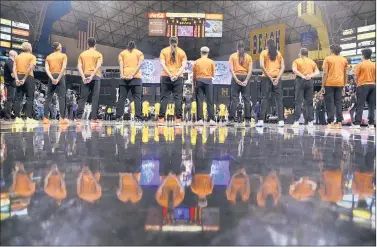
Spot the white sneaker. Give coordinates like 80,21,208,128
292,121,300,128
209,120,216,126
349,124,361,129
256,120,264,128
278,120,284,128
196,120,204,126
368,125,375,130
307,121,314,128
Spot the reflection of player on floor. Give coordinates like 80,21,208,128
191,100,197,123
156,172,185,209
77,166,102,203
117,173,142,204
142,100,150,120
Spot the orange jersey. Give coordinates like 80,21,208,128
77,172,102,202
46,52,67,74
117,173,143,203
156,175,184,208
118,49,144,78
78,49,103,76
159,46,187,77
191,174,214,197
318,170,343,203
193,57,215,79
257,172,280,207
226,176,250,203
292,57,317,76
289,177,316,201
15,52,37,77
323,55,348,87
229,52,252,75
354,60,376,87
260,50,283,77
44,173,67,201
12,172,36,197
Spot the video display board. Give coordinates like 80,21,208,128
340,24,375,59
148,12,223,38
0,18,30,49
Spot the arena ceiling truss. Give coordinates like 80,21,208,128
1,1,375,57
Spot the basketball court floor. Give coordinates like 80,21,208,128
0,121,375,245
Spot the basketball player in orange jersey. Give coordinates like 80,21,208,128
228,41,253,126
158,36,187,126
291,48,319,128
193,46,216,125
350,48,375,130
76,37,103,125
116,41,144,123
258,39,285,128
321,44,348,129
43,42,69,125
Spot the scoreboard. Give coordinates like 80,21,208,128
148,12,223,38
0,18,30,49
340,24,376,63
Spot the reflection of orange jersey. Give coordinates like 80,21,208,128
226,174,250,203
191,174,214,197
77,172,102,202
44,173,67,202
117,173,143,203
318,170,343,203
352,171,374,197
12,172,35,197
289,177,316,201
156,175,184,208
257,171,280,208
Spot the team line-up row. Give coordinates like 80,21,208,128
3,36,375,129
10,162,371,208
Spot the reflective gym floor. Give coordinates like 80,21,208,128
0,121,375,245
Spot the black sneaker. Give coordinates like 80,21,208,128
226,120,236,126
245,119,251,127
135,118,143,126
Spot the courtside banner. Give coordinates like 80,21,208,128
249,24,286,60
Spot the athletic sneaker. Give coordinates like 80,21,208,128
292,121,300,128
13,117,24,125
42,117,50,125
335,122,342,129
349,124,361,129
278,120,284,128
135,119,143,126
175,118,182,126
25,118,39,125
59,118,70,125
196,120,204,126
327,122,334,129
93,119,102,124
256,120,264,128
307,121,314,128
158,118,165,126
226,120,236,127
209,120,216,126
75,119,83,125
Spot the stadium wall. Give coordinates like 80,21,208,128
213,42,302,70
50,34,155,67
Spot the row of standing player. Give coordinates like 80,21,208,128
2,37,375,129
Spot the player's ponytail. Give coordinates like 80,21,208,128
237,41,245,65
267,39,277,61
127,41,135,51
169,36,178,64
